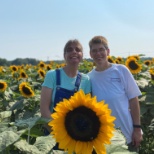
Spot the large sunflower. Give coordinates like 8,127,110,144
0,81,7,92
125,57,142,74
48,90,116,154
19,82,35,98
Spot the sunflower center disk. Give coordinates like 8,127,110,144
151,74,154,80
23,86,32,95
129,61,139,70
0,83,4,89
65,106,100,141
21,73,26,78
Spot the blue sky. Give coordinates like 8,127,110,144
0,0,154,61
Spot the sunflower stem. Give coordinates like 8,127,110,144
27,127,30,144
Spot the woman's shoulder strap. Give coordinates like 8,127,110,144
56,69,61,86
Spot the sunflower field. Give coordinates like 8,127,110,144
0,55,154,154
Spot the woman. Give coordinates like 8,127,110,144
40,39,91,134
88,35,143,153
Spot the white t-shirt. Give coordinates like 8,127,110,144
88,64,142,143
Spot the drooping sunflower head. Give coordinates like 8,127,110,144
20,65,24,69
0,66,3,73
37,69,46,78
60,63,66,68
0,81,7,92
0,66,6,74
49,90,116,154
25,64,32,70
19,70,28,79
152,58,154,64
144,60,152,66
10,65,18,72
11,71,19,79
125,57,142,74
50,61,54,65
38,61,46,69
46,64,52,71
149,67,154,73
115,57,124,64
19,82,35,98
56,64,62,69
149,68,154,81
107,56,115,63
116,56,123,62
150,72,154,81
115,59,120,64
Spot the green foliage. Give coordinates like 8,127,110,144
106,130,136,154
137,74,154,154
139,119,154,154
0,59,154,153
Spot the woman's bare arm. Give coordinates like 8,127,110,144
40,86,52,118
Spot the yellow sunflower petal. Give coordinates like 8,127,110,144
86,142,94,154
75,141,83,153
67,139,76,154
58,135,71,150
93,138,106,154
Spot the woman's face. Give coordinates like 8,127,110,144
64,43,83,65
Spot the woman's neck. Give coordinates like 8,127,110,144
63,65,78,77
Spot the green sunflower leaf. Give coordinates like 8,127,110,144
14,140,41,154
10,99,25,111
0,131,20,152
15,117,40,129
0,111,12,122
0,123,9,133
15,117,50,129
106,130,136,153
34,135,56,153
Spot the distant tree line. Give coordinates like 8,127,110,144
0,58,40,66
0,58,65,66
0,57,152,66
